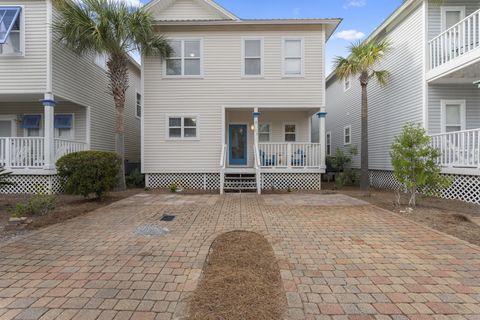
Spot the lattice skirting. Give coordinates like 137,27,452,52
146,173,220,190
0,175,64,194
261,173,322,190
369,170,480,205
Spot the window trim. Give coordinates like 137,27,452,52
165,114,200,140
440,99,466,133
135,91,142,119
343,76,352,92
241,37,264,78
343,125,352,145
54,113,75,140
258,122,272,142
440,6,466,31
326,131,332,156
283,122,297,142
94,53,108,71
0,5,25,57
163,38,204,78
282,37,304,77
22,114,43,137
0,115,17,136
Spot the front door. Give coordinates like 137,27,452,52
229,124,247,165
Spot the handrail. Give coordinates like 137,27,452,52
253,144,261,194
219,144,227,194
430,128,480,137
430,128,480,169
429,8,480,44
220,144,227,167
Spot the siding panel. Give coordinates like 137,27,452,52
155,0,225,20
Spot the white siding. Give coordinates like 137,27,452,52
125,67,142,163
143,28,325,173
153,0,226,21
0,0,47,94
428,0,479,41
326,4,425,170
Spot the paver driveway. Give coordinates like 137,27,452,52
0,193,480,320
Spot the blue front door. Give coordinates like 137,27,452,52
229,124,247,165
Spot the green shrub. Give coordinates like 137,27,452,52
169,183,178,193
11,190,56,217
329,146,359,188
57,151,121,200
126,168,145,188
0,166,13,187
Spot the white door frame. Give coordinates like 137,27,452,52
0,115,17,137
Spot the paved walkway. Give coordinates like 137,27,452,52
0,193,479,320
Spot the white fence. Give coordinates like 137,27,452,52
429,9,480,70
431,129,480,169
258,143,322,168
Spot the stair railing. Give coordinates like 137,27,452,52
219,144,227,194
254,144,262,194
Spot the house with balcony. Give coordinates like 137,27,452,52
0,1,141,193
325,0,480,204
142,0,340,193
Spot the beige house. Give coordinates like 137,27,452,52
0,1,141,193
143,0,340,193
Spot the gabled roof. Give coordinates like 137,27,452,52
145,0,239,21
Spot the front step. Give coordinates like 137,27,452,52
223,174,257,192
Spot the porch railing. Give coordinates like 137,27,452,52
430,129,480,169
429,8,480,70
0,137,88,170
258,142,322,168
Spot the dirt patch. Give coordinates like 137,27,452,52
324,183,480,246
188,231,286,320
0,188,142,242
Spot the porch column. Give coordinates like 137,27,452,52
253,108,261,148
41,94,56,170
317,109,327,169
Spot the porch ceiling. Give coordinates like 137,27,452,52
226,107,319,114
0,93,44,102
430,60,480,85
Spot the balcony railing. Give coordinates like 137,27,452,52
429,9,480,70
0,137,88,170
430,129,480,169
258,142,322,168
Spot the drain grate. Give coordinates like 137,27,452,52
160,215,176,222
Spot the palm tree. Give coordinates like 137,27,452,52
334,39,391,192
53,0,171,189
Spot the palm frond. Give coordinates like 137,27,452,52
370,70,390,86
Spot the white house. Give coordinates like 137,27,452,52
142,0,340,193
325,0,480,204
0,1,142,193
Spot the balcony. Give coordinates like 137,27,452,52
428,9,480,81
257,143,323,169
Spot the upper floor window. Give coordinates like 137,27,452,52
167,115,198,139
344,76,351,92
243,38,263,76
326,131,332,156
284,123,296,142
0,6,23,55
136,93,142,118
94,53,108,71
166,39,202,77
283,39,303,76
441,100,466,133
344,125,351,145
441,6,465,31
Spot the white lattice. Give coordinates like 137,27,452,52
261,173,321,190
0,175,64,194
146,173,220,190
369,170,480,205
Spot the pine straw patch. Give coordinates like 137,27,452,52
188,231,286,320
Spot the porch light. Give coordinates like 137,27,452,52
473,80,480,88
0,7,22,44
250,124,255,131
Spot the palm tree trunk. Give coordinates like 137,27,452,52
360,72,369,192
107,53,129,191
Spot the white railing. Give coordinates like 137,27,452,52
253,144,261,194
429,9,480,70
258,142,322,168
54,139,88,162
219,144,227,194
431,129,480,169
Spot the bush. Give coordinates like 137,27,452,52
126,168,145,188
11,189,56,217
57,151,121,200
390,123,452,207
0,166,13,187
169,183,178,193
329,146,359,188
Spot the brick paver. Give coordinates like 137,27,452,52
0,193,479,320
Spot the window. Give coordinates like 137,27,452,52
284,124,296,142
22,114,42,137
441,6,465,31
243,39,263,76
136,93,142,118
0,6,22,55
326,131,332,156
344,125,351,145
167,116,198,139
165,39,202,77
54,114,74,140
441,100,466,133
344,76,351,91
259,123,271,142
94,53,108,70
283,39,303,76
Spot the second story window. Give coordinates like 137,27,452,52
326,132,332,156
283,39,303,76
0,6,22,55
94,53,108,71
136,93,142,118
344,125,351,145
166,39,202,77
243,39,263,76
344,76,351,91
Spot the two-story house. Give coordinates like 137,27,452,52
0,1,142,193
325,0,480,204
142,0,340,193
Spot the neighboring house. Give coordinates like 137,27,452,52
0,1,141,193
142,0,340,193
325,0,480,204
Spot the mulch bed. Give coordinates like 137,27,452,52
188,231,286,320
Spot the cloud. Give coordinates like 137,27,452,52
334,29,366,41
343,0,366,9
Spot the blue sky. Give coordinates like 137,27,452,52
138,0,404,74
